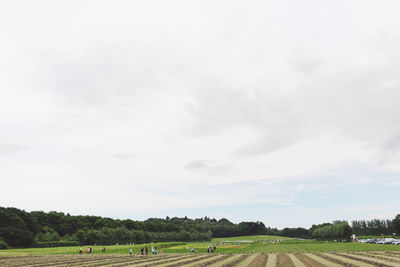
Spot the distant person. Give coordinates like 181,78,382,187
213,244,216,251
145,247,148,255
79,247,82,254
130,247,133,255
102,247,105,252
141,248,144,255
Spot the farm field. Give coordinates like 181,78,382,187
2,239,400,256
2,236,400,266
1,251,400,266
163,240,400,254
211,235,292,242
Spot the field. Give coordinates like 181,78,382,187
2,251,400,266
211,235,292,242
2,236,400,266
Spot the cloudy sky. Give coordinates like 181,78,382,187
1,0,400,228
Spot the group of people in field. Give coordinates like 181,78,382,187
79,247,93,254
79,244,213,255
131,246,159,255
79,246,106,254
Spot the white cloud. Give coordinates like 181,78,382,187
1,0,400,227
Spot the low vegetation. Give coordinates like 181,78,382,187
1,206,400,251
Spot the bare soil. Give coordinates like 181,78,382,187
294,253,325,267
314,252,357,267
332,252,393,267
248,254,268,267
276,253,295,267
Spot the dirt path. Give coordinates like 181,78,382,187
276,253,295,267
223,254,249,267
320,252,374,267
305,253,342,267
238,254,257,266
248,254,268,267
206,254,241,267
314,252,360,267
82,255,175,267
266,254,276,267
287,254,305,267
184,254,226,267
294,253,324,267
125,254,192,267
333,252,397,267
354,252,400,264
161,254,212,267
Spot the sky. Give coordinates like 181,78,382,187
1,0,400,229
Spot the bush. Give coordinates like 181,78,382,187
34,241,80,248
0,239,8,249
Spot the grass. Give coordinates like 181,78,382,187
163,239,400,254
0,242,184,257
211,235,292,242
2,237,400,257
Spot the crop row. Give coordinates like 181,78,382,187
164,241,400,254
1,252,400,266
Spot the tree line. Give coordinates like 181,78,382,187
309,221,352,240
0,207,270,248
1,206,399,249
351,219,395,235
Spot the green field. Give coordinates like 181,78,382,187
0,242,183,256
2,236,400,267
211,235,292,242
2,235,400,257
163,240,400,254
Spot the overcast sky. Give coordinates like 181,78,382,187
1,0,400,228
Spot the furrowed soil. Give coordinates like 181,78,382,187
248,254,268,267
314,252,359,267
276,253,295,267
333,252,397,267
305,253,342,267
294,253,324,267
365,251,400,263
206,254,240,267
239,254,258,266
287,253,306,267
1,251,400,266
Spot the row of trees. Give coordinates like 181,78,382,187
0,207,269,248
351,219,395,235
310,221,353,240
1,206,400,248
74,227,211,245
